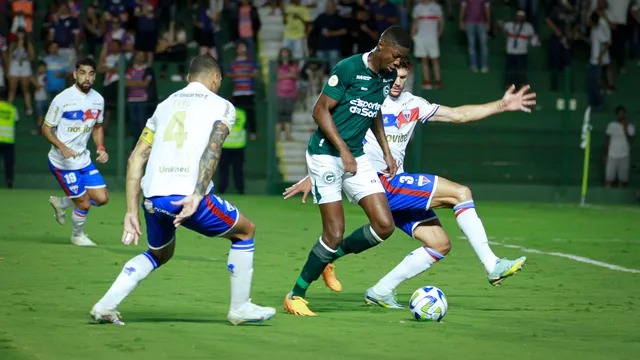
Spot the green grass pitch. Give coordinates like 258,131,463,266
1,190,639,359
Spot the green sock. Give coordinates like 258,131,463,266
291,239,336,298
336,225,382,259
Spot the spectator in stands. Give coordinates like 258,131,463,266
84,4,104,59
587,11,609,110
310,0,347,72
632,1,640,62
282,0,311,60
31,61,47,135
67,0,82,18
231,0,261,61
589,0,631,76
228,39,259,140
7,27,34,116
104,0,129,24
460,0,491,73
9,0,34,40
98,39,123,129
545,0,579,92
218,107,248,195
604,106,635,188
276,47,298,142
350,3,379,54
498,9,538,89
126,51,154,149
134,1,159,64
518,0,540,31
412,0,444,90
0,36,6,100
371,0,400,35
42,41,71,101
156,21,187,80
48,2,80,70
101,15,135,61
0,90,17,188
209,0,224,65
194,0,217,59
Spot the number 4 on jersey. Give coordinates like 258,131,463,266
163,111,188,148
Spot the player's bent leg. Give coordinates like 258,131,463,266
431,177,526,285
70,194,96,246
368,215,448,308
86,187,109,207
83,163,109,207
285,201,345,316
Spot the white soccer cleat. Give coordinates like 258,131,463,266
71,233,97,247
49,196,67,225
227,301,276,326
90,306,125,325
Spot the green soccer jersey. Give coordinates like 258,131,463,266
307,52,397,157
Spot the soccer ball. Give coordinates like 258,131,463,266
409,286,448,322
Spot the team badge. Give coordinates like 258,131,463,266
328,75,339,87
322,171,336,184
143,199,155,214
69,185,79,194
383,85,390,96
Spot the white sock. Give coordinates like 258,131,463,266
95,251,159,311
372,246,444,296
60,196,73,209
454,200,499,273
228,239,255,311
71,207,88,237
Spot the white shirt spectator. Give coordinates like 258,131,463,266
590,19,611,65
589,0,631,25
503,21,536,55
412,1,443,40
607,121,635,158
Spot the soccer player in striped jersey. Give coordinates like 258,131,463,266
43,58,109,246
284,58,535,308
90,55,275,326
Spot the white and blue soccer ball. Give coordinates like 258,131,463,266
409,286,448,322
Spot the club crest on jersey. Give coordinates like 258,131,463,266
143,199,155,214
83,109,101,122
69,185,79,194
383,107,420,128
322,171,336,184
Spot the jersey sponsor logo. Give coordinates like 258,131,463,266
322,171,336,184
61,109,101,122
360,87,368,91
356,75,371,81
349,98,381,118
328,75,339,87
159,165,190,174
383,78,393,83
67,124,92,133
174,92,209,99
143,199,155,213
89,169,99,175
386,133,409,143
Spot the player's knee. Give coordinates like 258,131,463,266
322,227,344,248
454,185,473,203
433,240,452,256
75,197,91,210
371,218,394,240
151,244,175,265
243,220,256,239
93,193,109,206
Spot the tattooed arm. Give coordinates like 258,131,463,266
122,134,153,246
172,121,231,226
194,121,231,197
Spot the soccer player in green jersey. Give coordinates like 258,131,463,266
284,26,411,316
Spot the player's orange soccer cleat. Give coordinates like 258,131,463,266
321,263,343,292
284,293,317,316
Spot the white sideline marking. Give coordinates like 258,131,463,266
488,241,640,274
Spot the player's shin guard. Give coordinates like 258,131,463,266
228,239,255,311
291,238,336,298
372,246,444,296
335,225,383,259
453,200,499,273
94,250,160,311
71,207,88,237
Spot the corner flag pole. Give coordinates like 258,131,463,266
580,107,592,207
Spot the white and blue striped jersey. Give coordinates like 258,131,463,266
363,92,440,173
45,86,105,170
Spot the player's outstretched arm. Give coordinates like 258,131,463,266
371,110,398,178
313,93,357,174
172,121,230,226
430,85,536,124
92,124,109,163
122,136,153,245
